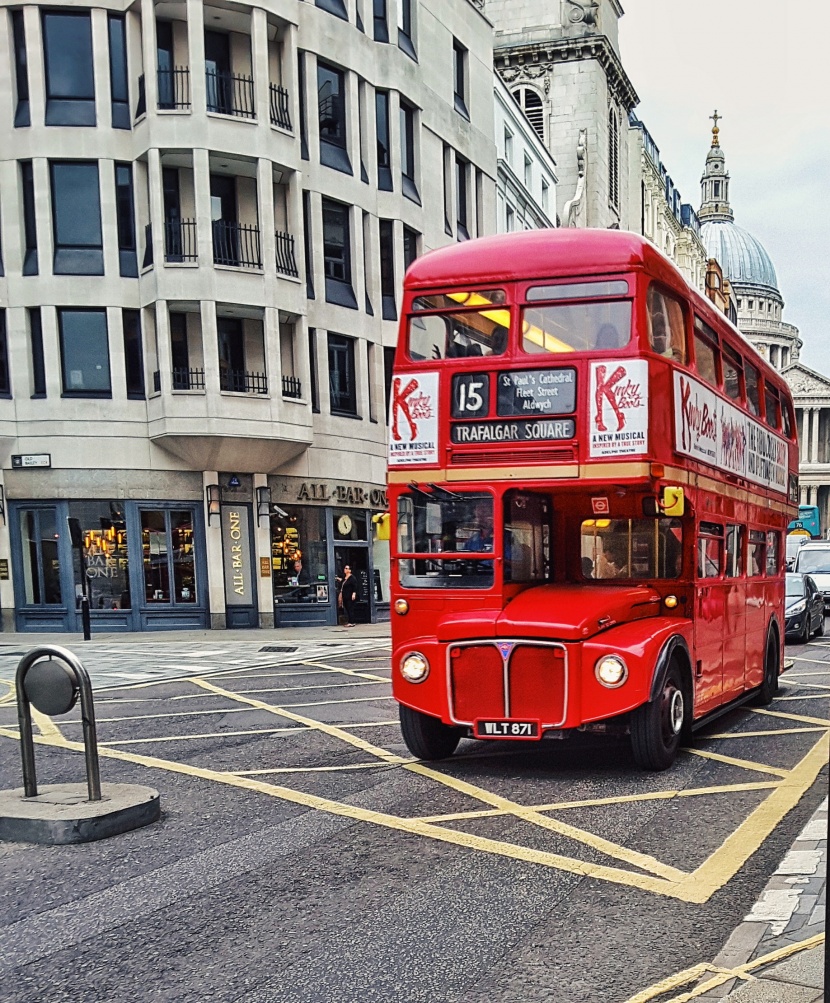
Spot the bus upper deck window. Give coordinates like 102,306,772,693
721,342,744,403
646,286,687,363
745,362,761,416
764,384,782,430
408,290,509,361
693,317,719,387
522,298,631,355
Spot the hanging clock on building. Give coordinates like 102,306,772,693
337,514,353,536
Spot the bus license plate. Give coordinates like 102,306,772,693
474,719,540,740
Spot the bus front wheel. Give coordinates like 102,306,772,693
756,630,780,706
399,704,462,760
630,661,687,771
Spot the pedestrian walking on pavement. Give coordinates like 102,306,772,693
338,565,358,626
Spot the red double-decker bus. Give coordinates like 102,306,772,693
388,229,798,770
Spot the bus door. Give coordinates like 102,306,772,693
744,531,768,689
722,525,747,698
694,523,725,714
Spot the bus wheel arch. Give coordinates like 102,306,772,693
756,620,781,706
631,637,692,771
399,703,462,760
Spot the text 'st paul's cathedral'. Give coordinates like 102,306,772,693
697,115,830,526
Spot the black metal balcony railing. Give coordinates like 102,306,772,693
157,66,191,110
282,375,302,399
142,223,153,268
172,367,205,391
269,83,292,130
205,68,255,119
275,230,299,277
220,370,268,395
164,218,198,263
212,220,262,269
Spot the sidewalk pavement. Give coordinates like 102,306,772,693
699,798,827,1002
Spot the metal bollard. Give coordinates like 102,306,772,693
16,645,101,801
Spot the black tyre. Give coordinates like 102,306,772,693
817,616,825,638
399,704,462,760
630,661,688,771
755,630,780,706
799,616,810,646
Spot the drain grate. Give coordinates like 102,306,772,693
258,645,299,653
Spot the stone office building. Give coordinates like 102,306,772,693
0,0,496,631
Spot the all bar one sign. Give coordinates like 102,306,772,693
221,506,252,606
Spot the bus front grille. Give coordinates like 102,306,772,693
450,447,576,466
449,642,568,728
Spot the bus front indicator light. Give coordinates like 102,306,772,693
595,655,628,688
664,595,678,609
401,651,429,683
394,599,410,615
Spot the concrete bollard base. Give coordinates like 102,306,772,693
0,782,160,844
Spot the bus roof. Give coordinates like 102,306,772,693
404,229,684,291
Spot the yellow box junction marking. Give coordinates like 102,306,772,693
0,667,826,905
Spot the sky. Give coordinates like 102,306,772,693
618,0,830,376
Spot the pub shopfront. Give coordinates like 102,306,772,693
268,477,390,627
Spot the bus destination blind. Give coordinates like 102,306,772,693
496,368,576,416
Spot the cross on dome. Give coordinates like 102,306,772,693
709,109,721,147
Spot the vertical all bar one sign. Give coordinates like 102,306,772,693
220,506,253,606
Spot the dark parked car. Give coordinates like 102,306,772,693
785,573,825,643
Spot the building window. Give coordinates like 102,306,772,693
397,0,416,59
541,178,550,213
506,204,515,232
504,127,513,165
403,226,418,271
28,308,45,397
384,345,395,422
12,11,30,127
115,163,137,278
140,509,198,605
513,87,544,142
42,11,96,126
322,198,357,309
315,0,348,20
122,310,144,399
524,154,532,190
400,99,420,203
608,108,620,210
20,161,38,275
328,333,357,416
375,89,392,191
0,311,10,397
302,190,314,299
379,219,396,321
308,327,320,412
271,505,328,603
455,155,469,240
373,0,389,42
443,145,452,235
69,501,131,611
713,180,721,198
58,308,111,397
318,61,352,174
50,162,104,275
108,15,129,129
298,51,309,161
453,40,468,118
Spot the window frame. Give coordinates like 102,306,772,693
455,154,469,240
452,39,468,119
379,218,397,321
42,10,96,127
115,162,138,278
122,309,145,399
399,99,420,204
375,89,393,191
321,197,358,309
21,160,38,275
107,14,130,129
12,11,30,127
58,307,112,398
50,160,104,276
327,332,358,417
317,60,352,175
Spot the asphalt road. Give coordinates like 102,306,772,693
0,631,827,1003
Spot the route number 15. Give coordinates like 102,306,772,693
452,373,490,418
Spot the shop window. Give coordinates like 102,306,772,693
42,11,96,126
59,308,111,396
108,14,129,129
375,89,392,191
141,509,197,604
69,501,130,610
271,506,329,604
328,333,358,416
19,508,62,605
372,510,391,604
50,161,104,275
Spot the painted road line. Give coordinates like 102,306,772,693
416,782,780,823
776,693,830,702
100,725,310,745
683,748,791,778
234,681,389,695
753,707,830,727
227,762,407,776
624,932,825,1003
706,726,828,740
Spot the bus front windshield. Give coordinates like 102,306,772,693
397,491,494,589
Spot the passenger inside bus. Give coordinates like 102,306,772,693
599,535,629,578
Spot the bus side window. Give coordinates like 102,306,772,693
748,530,766,577
745,363,761,417
693,317,720,388
766,532,779,575
725,525,744,577
697,522,723,578
647,286,687,363
763,384,782,430
504,491,550,583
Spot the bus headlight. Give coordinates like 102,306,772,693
401,651,430,683
595,654,628,688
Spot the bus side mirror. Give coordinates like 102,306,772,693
661,487,685,517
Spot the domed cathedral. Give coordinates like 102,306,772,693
488,0,638,230
698,114,830,532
